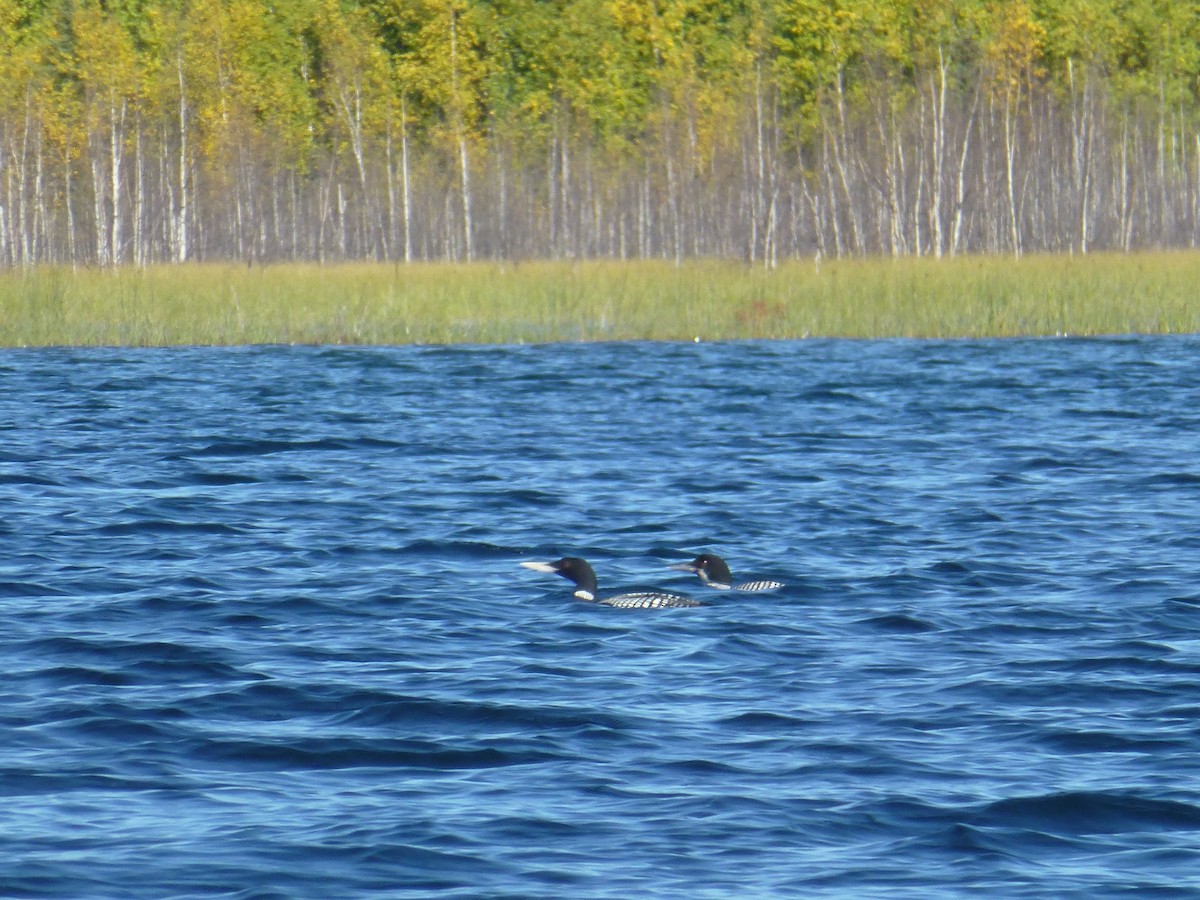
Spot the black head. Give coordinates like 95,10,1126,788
551,557,596,589
673,553,733,586
520,556,599,599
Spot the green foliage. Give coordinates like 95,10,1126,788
4,0,1200,154
5,0,1200,267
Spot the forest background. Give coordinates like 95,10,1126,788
1,0,1198,268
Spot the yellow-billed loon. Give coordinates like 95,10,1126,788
520,557,704,608
670,553,784,592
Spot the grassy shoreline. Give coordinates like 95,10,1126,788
1,253,1198,347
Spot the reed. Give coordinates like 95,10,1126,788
1,253,1197,346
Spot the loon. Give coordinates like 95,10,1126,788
670,553,784,592
520,557,704,608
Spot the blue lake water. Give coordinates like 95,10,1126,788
3,338,1200,897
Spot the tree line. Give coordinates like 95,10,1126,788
1,0,1198,267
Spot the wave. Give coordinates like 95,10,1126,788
975,791,1200,835
190,737,558,772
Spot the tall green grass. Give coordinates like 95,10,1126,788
1,253,1197,346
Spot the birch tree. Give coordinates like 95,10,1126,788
318,0,393,258
72,2,142,266
985,0,1043,255
409,0,488,261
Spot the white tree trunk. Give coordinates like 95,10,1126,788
109,96,126,266
177,55,189,262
